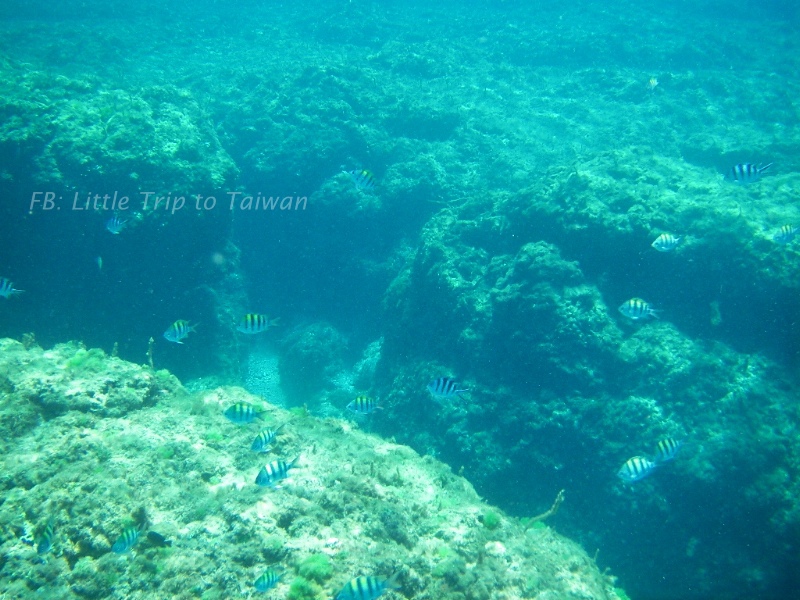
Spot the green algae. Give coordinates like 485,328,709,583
287,576,323,600
296,553,333,583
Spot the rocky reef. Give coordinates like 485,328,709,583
0,339,624,600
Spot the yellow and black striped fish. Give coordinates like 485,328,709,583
36,520,55,555
111,525,141,553
163,320,196,344
255,457,299,488
651,233,681,252
254,569,281,592
346,395,381,415
654,438,682,463
251,423,287,452
0,277,23,299
335,574,400,600
224,402,262,424
773,225,798,245
346,169,376,190
618,298,659,321
617,456,656,482
237,314,280,334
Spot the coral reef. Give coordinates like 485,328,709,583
0,340,624,599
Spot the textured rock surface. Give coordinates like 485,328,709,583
0,340,623,600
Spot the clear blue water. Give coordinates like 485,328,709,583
1,1,798,598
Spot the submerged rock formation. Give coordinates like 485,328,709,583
0,339,624,600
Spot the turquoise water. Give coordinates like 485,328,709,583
1,1,798,598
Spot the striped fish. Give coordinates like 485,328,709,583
111,525,141,554
36,520,55,555
427,377,468,399
728,162,772,184
347,395,382,415
0,277,23,299
773,225,798,245
654,438,682,463
224,402,262,424
238,314,280,334
254,568,281,592
617,456,657,482
163,320,196,344
618,298,659,320
651,233,681,252
106,215,127,235
255,457,299,488
335,574,400,600
347,169,377,190
251,423,287,452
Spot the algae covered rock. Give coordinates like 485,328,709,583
0,339,625,600
0,339,182,428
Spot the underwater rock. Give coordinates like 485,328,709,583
0,339,625,600
0,339,182,424
278,322,349,403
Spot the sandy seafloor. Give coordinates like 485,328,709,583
0,0,799,599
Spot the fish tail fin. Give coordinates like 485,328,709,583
270,317,281,327
760,162,773,173
386,571,402,590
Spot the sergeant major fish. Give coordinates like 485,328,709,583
335,574,400,600
238,313,280,334
224,402,263,424
0,277,23,298
773,225,798,245
653,438,682,463
346,169,376,191
727,162,772,184
427,377,468,399
254,569,281,592
106,215,127,235
163,320,196,344
251,423,287,452
255,457,299,488
36,520,55,555
617,456,657,482
618,298,660,320
347,395,382,415
111,525,141,554
651,233,681,252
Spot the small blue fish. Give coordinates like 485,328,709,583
773,225,798,245
335,574,400,600
346,169,377,191
653,438,682,463
106,215,127,234
238,314,280,334
617,456,657,482
618,298,659,320
255,457,298,488
251,423,287,452
111,525,141,554
727,162,772,184
225,402,263,424
254,569,281,592
0,277,23,299
36,520,55,555
427,377,468,399
347,395,382,415
651,233,681,252
163,320,196,344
